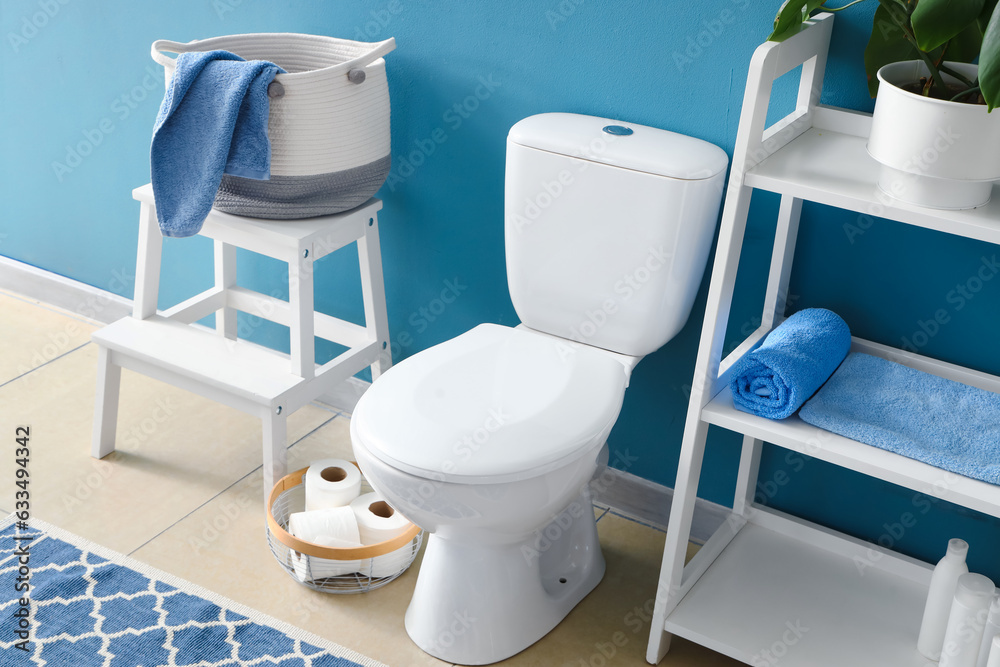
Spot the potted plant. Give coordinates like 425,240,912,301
770,0,1000,209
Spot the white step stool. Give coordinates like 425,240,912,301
91,184,391,497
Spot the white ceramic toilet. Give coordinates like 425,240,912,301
350,112,727,665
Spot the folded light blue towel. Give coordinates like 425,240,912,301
150,50,282,238
730,308,852,420
800,353,1000,485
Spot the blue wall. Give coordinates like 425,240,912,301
3,0,999,576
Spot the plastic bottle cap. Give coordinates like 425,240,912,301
955,573,995,607
948,538,970,558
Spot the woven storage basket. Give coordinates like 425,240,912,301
266,467,422,594
152,33,395,219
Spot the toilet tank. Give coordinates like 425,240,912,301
505,113,728,357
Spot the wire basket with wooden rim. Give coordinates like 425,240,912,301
266,466,422,594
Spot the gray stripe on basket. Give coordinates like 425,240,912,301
213,154,391,220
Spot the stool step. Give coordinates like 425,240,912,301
93,316,303,407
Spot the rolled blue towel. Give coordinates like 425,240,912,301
729,308,851,420
150,50,282,238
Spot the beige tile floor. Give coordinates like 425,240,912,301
0,288,741,667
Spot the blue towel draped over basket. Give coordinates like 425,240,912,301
150,50,282,238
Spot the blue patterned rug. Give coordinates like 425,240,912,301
0,517,384,666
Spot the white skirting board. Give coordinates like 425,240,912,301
1,254,731,537
0,255,133,324
591,466,730,544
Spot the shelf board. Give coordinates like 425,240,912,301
665,520,935,667
745,127,1000,246
702,337,1000,519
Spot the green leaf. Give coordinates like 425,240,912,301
911,0,985,52
769,0,807,41
768,0,828,41
865,3,920,96
979,3,1000,109
979,0,998,33
946,20,985,63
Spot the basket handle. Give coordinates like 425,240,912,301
336,37,395,80
150,39,193,67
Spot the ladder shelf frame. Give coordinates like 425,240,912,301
647,13,1000,666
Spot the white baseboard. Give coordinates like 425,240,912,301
313,376,371,414
591,466,730,544
0,256,133,324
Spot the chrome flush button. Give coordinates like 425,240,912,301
602,125,633,136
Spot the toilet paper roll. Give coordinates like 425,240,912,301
360,544,415,579
304,459,362,511
288,506,361,546
350,492,414,579
291,534,363,582
350,492,412,544
288,506,364,583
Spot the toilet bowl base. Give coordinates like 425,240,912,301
403,490,605,665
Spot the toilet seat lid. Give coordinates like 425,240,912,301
351,324,628,483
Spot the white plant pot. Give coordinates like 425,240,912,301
867,61,1000,210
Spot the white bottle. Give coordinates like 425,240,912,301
978,596,1000,667
919,539,971,660
986,636,1000,667
940,573,995,667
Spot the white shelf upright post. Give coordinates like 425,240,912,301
648,19,835,660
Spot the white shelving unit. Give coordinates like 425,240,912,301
91,185,391,498
646,14,1000,666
